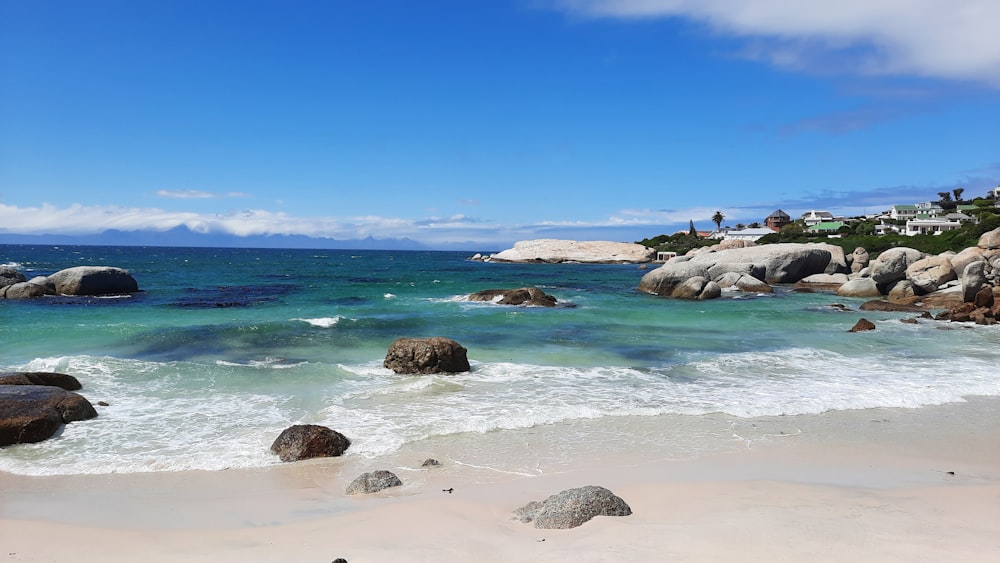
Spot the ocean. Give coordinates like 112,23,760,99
2,244,998,476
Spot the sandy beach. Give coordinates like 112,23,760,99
3,397,999,562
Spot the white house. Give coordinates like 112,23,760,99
723,228,776,243
905,218,962,236
800,210,836,227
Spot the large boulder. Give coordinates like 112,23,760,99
869,248,925,285
2,281,55,299
0,385,98,446
0,372,83,390
836,277,882,298
345,470,403,495
45,266,139,296
886,279,918,302
905,254,956,294
0,266,26,289
513,485,632,529
383,337,470,374
269,424,351,462
849,247,870,273
978,227,1000,250
950,247,986,277
468,287,558,307
962,261,988,303
489,239,655,264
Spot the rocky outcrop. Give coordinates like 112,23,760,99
513,485,632,529
383,337,470,374
0,385,98,446
1,265,139,299
639,243,839,299
345,470,403,495
468,287,558,307
486,239,655,264
269,424,351,462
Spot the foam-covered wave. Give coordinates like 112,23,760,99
293,316,345,328
2,339,998,476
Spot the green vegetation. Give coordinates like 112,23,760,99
636,232,718,255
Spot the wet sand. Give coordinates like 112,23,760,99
2,397,998,562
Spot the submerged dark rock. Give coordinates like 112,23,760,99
468,287,559,307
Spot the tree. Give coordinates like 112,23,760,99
711,211,725,230
688,219,697,236
953,187,965,202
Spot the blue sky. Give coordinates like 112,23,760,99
2,0,998,250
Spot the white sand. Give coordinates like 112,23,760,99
2,398,999,562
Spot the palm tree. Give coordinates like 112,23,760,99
711,211,725,230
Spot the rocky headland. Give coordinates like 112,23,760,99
638,228,1000,324
472,239,655,264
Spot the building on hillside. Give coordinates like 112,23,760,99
806,221,844,234
764,209,791,231
800,210,837,227
722,227,776,243
905,218,962,236
889,205,920,221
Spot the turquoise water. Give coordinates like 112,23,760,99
2,244,999,475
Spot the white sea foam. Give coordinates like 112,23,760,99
3,340,999,476
293,316,344,328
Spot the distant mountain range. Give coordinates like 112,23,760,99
0,226,454,251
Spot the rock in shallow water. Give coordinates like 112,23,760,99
383,337,470,374
270,424,351,462
0,385,98,446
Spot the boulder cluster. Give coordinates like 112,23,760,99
0,372,98,446
638,242,847,299
638,228,1000,326
0,265,139,299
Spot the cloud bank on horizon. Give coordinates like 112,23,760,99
1,0,997,249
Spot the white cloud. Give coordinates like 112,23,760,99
553,0,1000,86
0,202,706,248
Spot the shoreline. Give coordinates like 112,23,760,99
2,397,999,561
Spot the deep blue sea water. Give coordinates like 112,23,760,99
2,244,999,475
